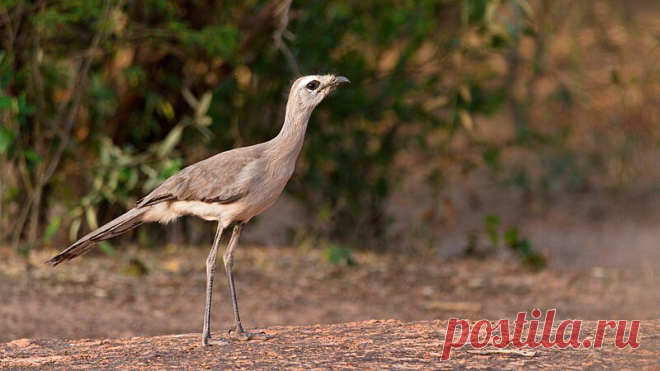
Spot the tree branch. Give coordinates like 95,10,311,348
273,0,300,76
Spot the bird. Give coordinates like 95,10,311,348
47,74,350,346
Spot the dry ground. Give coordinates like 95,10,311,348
1,241,658,343
2,319,659,369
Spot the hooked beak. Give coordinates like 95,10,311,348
334,76,350,85
324,76,351,90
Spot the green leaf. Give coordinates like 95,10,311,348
159,100,176,122
482,147,500,169
525,252,547,271
43,215,62,244
0,127,15,154
99,241,116,257
23,149,43,168
155,123,184,158
197,92,212,116
517,239,532,256
504,227,520,248
69,217,82,241
85,207,99,230
196,116,212,126
484,214,500,247
182,88,199,109
323,244,356,266
0,96,14,110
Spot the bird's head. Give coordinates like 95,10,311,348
288,74,350,111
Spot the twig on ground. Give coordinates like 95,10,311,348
467,348,537,357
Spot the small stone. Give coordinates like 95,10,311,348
8,339,32,348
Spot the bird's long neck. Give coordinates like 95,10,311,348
268,101,313,163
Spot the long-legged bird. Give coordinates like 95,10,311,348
47,74,350,345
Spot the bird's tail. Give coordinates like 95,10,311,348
47,207,148,266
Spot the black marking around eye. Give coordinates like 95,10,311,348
305,80,320,91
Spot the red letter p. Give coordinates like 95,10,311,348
442,319,470,361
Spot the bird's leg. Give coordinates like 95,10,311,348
202,223,228,346
224,222,272,341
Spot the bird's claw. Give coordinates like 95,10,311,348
202,337,230,346
228,325,272,341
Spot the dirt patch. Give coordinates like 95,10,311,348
2,319,658,369
1,245,658,343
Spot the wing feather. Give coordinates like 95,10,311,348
136,145,264,208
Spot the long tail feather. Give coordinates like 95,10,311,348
47,208,147,266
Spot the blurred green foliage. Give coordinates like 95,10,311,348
465,214,545,271
322,244,356,267
1,0,659,262
503,226,545,271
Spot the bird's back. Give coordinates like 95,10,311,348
137,140,294,226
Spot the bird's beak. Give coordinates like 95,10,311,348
334,76,350,85
325,76,351,90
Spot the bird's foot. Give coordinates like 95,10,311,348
228,325,273,341
202,336,230,346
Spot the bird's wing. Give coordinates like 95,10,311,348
136,146,264,208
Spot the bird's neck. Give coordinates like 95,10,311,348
268,104,313,162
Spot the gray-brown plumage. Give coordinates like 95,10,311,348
47,74,349,345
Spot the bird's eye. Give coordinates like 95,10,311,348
305,80,320,91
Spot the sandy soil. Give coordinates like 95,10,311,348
2,319,658,369
1,240,658,344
